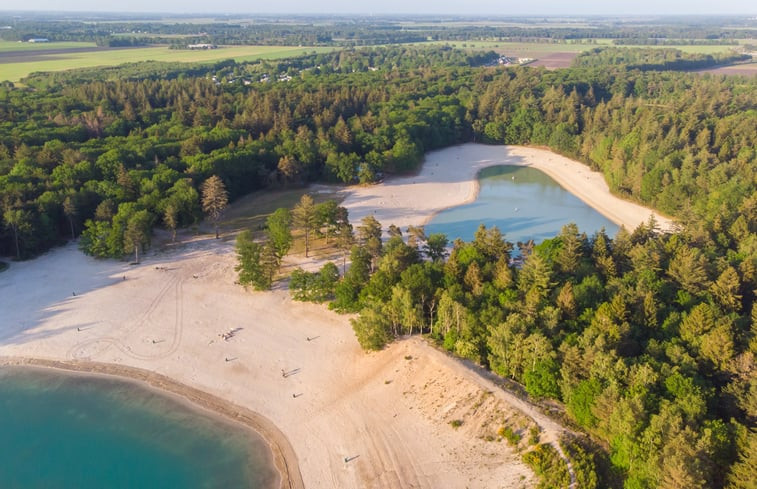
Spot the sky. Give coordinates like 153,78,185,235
2,0,755,16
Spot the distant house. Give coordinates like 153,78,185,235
28,38,49,43
187,43,217,50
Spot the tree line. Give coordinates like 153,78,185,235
573,47,750,71
3,14,754,47
1,46,754,262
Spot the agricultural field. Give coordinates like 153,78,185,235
426,39,744,68
0,40,98,52
695,62,757,76
0,44,333,83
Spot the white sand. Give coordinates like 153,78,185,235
0,238,536,488
0,145,672,488
343,144,674,234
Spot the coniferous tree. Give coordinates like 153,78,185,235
201,175,229,239
292,194,318,257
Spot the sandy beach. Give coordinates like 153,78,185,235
343,144,674,234
0,145,673,488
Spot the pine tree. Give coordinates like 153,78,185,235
292,194,318,257
63,195,77,240
201,175,229,239
163,203,179,243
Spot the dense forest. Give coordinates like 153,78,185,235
279,209,755,488
1,45,754,260
0,24,755,489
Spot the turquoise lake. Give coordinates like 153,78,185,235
426,165,619,245
0,368,278,489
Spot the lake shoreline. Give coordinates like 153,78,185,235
343,144,674,236
0,357,300,489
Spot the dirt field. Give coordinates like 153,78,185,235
526,52,578,69
694,63,757,76
0,46,132,64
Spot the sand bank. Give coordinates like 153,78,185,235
342,144,674,235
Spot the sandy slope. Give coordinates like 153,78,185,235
0,145,672,488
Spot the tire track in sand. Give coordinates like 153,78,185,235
67,269,185,361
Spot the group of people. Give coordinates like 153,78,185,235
219,329,238,341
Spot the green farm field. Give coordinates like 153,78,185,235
0,44,333,82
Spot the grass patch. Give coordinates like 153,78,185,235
219,186,342,238
217,185,346,264
450,419,463,428
1,44,334,83
498,426,522,446
0,260,8,273
523,443,571,489
529,426,541,445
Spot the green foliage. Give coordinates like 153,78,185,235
561,436,600,489
289,262,340,303
574,46,750,71
330,245,372,313
524,358,561,400
567,378,602,428
351,302,392,350
1,45,754,262
498,426,522,446
523,443,571,489
235,230,278,290
0,39,754,489
267,207,293,259
529,427,540,446
727,426,757,489
292,194,318,257
123,209,153,263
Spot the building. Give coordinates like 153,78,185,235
187,43,217,50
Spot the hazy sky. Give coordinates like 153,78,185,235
3,0,755,15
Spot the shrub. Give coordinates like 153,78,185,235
498,426,522,446
522,443,570,489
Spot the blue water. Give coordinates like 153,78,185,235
426,165,618,245
0,368,278,489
